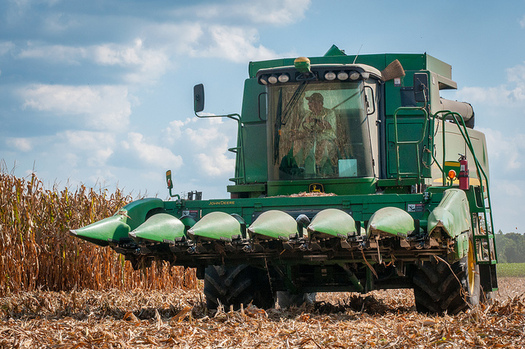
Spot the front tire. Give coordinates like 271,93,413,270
204,264,275,310
413,239,480,315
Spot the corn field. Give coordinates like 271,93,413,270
0,167,197,297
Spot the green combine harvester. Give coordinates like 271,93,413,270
71,45,497,314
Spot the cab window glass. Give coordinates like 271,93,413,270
269,81,374,180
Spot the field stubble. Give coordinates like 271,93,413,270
1,278,524,348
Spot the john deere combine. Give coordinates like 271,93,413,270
71,45,497,314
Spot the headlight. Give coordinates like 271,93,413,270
337,71,349,80
349,71,360,80
278,73,290,83
324,71,336,81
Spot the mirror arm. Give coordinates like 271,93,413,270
195,111,241,123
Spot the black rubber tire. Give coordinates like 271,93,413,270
204,264,275,310
413,241,480,315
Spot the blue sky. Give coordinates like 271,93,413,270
1,0,524,234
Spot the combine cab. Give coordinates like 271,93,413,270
71,46,497,314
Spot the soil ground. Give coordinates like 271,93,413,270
1,277,524,348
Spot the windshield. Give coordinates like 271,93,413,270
268,81,374,180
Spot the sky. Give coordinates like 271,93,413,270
1,0,524,234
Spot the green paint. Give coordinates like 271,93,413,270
187,212,242,242
366,207,415,238
130,213,185,243
308,208,356,238
428,189,470,238
248,210,298,241
70,215,130,246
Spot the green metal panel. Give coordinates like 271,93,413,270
425,55,453,80
324,44,347,57
385,111,432,179
119,198,165,230
233,78,267,186
366,207,415,238
428,188,471,238
241,123,267,184
227,183,266,193
248,210,298,240
129,213,185,243
249,53,451,79
266,178,377,196
69,198,164,245
69,215,130,246
187,212,242,241
384,70,423,115
241,78,266,123
177,192,443,228
308,208,356,238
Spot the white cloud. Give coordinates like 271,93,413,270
18,40,170,83
196,150,235,176
183,119,236,176
143,22,204,55
64,130,116,167
93,39,170,83
43,12,76,34
185,125,227,149
147,14,291,63
507,62,525,82
493,179,524,198
9,2,305,83
20,84,132,131
144,22,279,63
121,132,183,169
457,62,525,105
198,25,277,63
164,117,236,176
183,0,311,26
163,118,199,144
164,120,186,141
235,0,311,25
455,86,509,106
480,128,525,171
18,43,87,64
520,15,525,28
94,39,145,65
0,41,15,56
6,137,32,152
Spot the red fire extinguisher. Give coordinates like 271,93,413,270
458,154,469,190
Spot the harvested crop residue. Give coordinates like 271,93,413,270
1,278,524,348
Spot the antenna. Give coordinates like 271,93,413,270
353,44,363,64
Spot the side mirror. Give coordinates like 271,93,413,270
192,83,240,122
413,73,429,103
194,83,205,113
